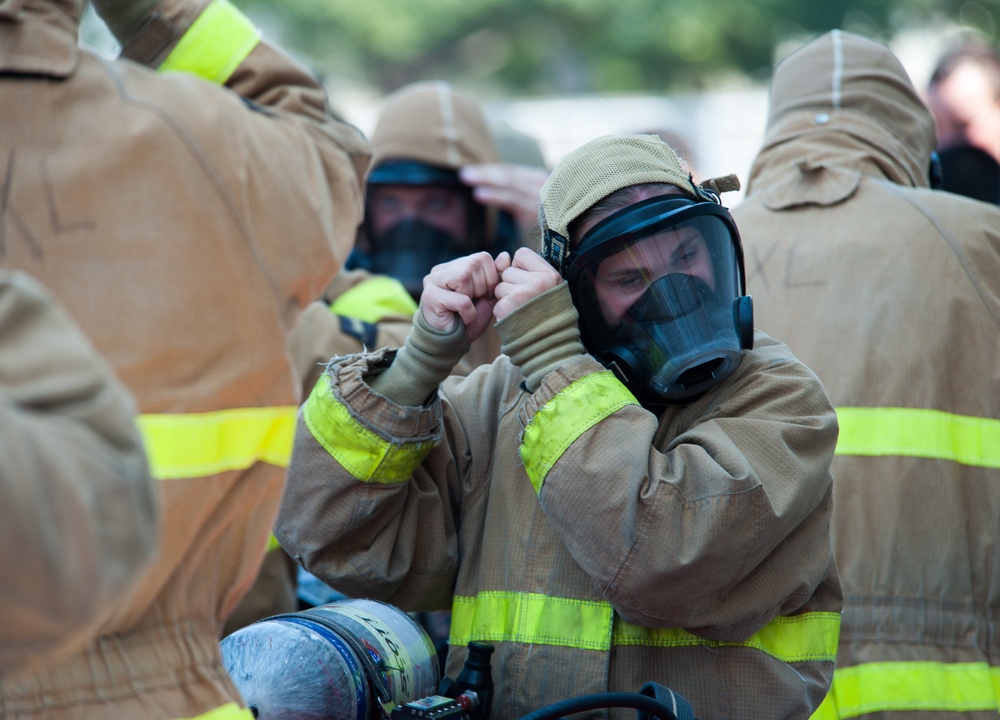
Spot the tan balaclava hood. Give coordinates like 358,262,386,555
759,30,937,189
539,134,738,270
368,81,499,174
0,0,82,78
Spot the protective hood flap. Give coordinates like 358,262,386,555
0,0,80,78
762,158,861,210
757,30,935,190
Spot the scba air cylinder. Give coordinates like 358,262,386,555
221,598,440,720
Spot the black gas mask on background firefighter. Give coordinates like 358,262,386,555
541,135,753,405
348,81,513,300
359,160,487,299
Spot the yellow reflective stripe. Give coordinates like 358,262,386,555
137,406,296,479
158,0,261,84
811,661,1000,719
303,375,435,483
614,612,840,664
520,371,639,494
835,407,1000,469
330,276,417,324
450,592,613,650
266,532,282,552
450,592,839,665
178,702,255,720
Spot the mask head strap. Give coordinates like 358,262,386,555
541,227,571,276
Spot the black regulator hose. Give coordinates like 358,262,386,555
517,691,688,720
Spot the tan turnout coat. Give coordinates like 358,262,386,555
0,270,158,680
277,328,842,720
0,0,368,717
290,84,508,398
732,30,1000,719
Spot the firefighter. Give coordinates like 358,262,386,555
276,133,842,719
0,270,158,680
289,81,549,395
0,0,368,717
926,39,1000,204
732,31,1000,719
283,85,547,656
927,38,1000,170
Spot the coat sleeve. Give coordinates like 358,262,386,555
521,335,838,641
288,272,417,401
0,271,159,677
113,0,370,314
275,349,491,612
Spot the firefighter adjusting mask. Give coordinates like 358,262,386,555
357,160,486,298
566,194,754,404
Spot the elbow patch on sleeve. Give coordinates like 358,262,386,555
520,371,638,496
303,375,435,483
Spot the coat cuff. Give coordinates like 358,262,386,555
367,311,470,407
496,282,586,391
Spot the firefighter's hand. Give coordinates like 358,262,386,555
460,163,550,234
494,248,563,321
91,0,159,42
421,251,510,342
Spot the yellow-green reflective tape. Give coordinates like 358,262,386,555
451,592,839,664
303,375,435,483
159,0,261,85
835,407,1000,469
266,532,282,552
137,406,295,479
330,276,417,324
614,612,840,664
811,661,1000,719
450,592,614,650
520,371,639,495
178,702,255,720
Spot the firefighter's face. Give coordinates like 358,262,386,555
592,229,715,325
927,61,1000,163
574,186,715,326
368,185,468,240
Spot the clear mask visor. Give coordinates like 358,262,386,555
574,213,747,402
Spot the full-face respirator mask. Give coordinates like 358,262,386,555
550,193,754,405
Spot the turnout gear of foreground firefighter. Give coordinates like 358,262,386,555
0,270,158,681
277,134,842,720
731,30,1000,719
0,0,369,717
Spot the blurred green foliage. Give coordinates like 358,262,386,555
238,0,998,96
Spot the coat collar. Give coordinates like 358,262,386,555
0,0,82,78
745,109,932,210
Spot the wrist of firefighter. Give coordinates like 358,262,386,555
497,282,585,392
367,310,470,406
